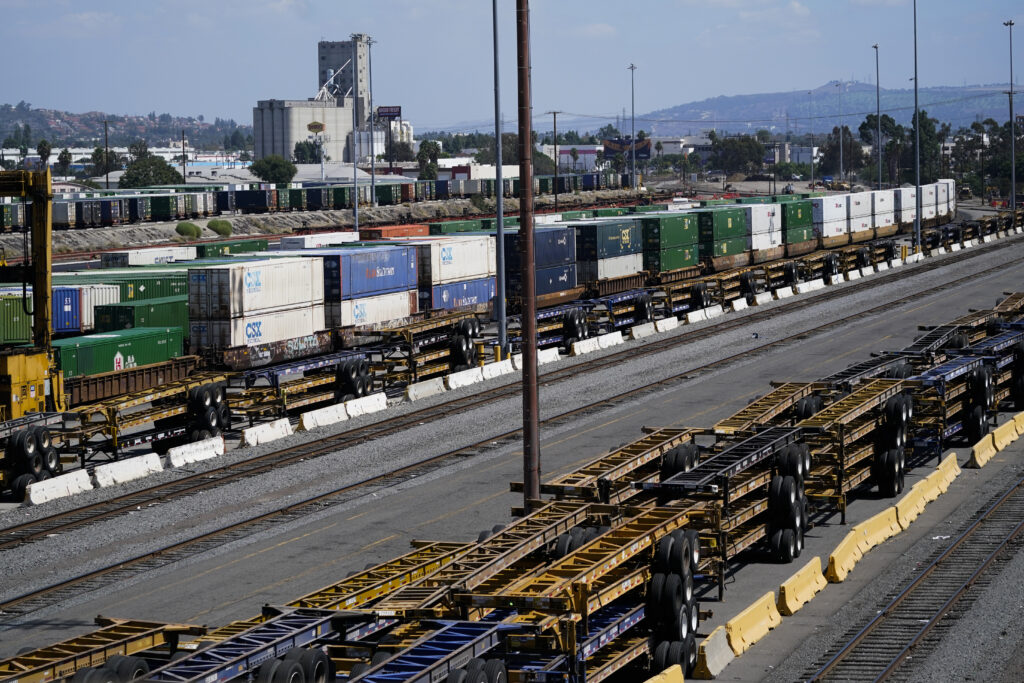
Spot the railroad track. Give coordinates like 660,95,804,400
806,474,1024,682
0,236,1020,619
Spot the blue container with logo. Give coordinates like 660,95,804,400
306,246,418,301
507,264,578,297
0,286,82,333
503,226,576,271
426,277,496,311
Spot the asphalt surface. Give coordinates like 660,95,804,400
1,234,1023,679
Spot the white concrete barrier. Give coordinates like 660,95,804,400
94,453,163,488
570,338,601,356
704,305,725,319
846,269,861,281
965,239,975,247
731,298,748,312
481,359,515,380
686,309,707,324
445,367,484,389
889,258,903,268
511,353,523,370
25,470,94,505
297,404,348,432
875,262,889,272
344,392,388,417
167,437,226,468
630,322,657,339
774,287,794,300
597,331,624,349
240,418,293,448
860,267,873,278
796,279,825,294
950,243,961,252
1016,227,1022,234
538,347,561,365
404,377,448,402
905,253,923,264
655,317,680,332
754,292,774,305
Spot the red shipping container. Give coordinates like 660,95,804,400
359,224,430,240
400,184,415,203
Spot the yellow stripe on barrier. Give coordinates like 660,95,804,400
642,664,685,683
1014,412,1024,436
896,485,928,529
725,591,782,655
825,530,863,582
851,506,901,552
692,626,735,679
777,556,827,616
968,434,998,468
993,420,1018,451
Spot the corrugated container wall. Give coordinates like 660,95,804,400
577,253,644,281
427,277,496,311
508,264,577,297
190,305,325,348
811,196,849,224
278,232,360,249
846,192,872,218
326,291,417,328
504,227,576,270
871,190,894,215
573,220,643,259
53,327,184,378
187,257,325,319
413,236,496,287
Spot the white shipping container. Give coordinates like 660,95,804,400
847,192,873,218
922,205,937,220
278,232,360,249
577,253,644,281
811,196,848,223
101,246,197,267
534,213,563,225
920,183,937,206
894,188,917,223
818,218,849,238
327,290,417,328
874,211,896,229
71,284,121,331
190,305,325,348
749,230,782,251
413,236,496,286
849,215,872,233
936,182,949,204
741,204,780,234
871,190,894,214
463,179,482,195
188,257,324,319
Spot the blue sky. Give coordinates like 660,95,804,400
1,0,1019,131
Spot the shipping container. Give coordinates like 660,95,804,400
508,264,578,297
195,239,269,258
640,213,698,249
53,201,76,229
53,327,184,379
643,245,698,273
188,257,324,319
95,295,189,332
411,236,496,286
578,253,644,281
0,296,32,343
572,220,643,259
920,183,937,207
426,277,496,311
811,196,849,224
699,237,747,258
740,204,780,234
313,245,418,300
849,214,872,233
818,218,849,238
871,190,894,215
697,208,747,240
784,227,816,244
780,200,813,230
846,192,873,218
874,211,896,230
101,247,197,267
234,190,277,212
190,305,325,348
504,227,576,270
278,232,360,249
894,188,917,223
427,219,485,234
358,224,430,240
326,291,416,328
216,191,236,213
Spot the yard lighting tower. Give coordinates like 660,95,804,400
368,37,377,207
873,44,882,189
628,63,637,190
913,0,921,249
1006,19,1016,220
836,81,843,183
492,0,507,352
809,90,814,188
351,34,360,231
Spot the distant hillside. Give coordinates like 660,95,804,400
0,101,253,150
641,82,1014,137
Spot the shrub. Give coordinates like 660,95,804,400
176,221,201,238
207,219,233,236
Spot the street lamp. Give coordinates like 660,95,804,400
835,81,843,183
492,0,507,353
368,37,377,207
809,90,814,188
913,0,921,249
628,63,637,190
1006,20,1016,220
873,44,882,189
351,34,360,231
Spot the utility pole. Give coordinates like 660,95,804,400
913,0,921,249
1007,19,1016,221
547,111,562,212
628,64,637,191
180,130,186,185
836,82,843,183
517,0,540,511
493,0,507,353
809,90,815,188
368,36,377,207
104,120,110,189
351,34,360,231
874,44,882,189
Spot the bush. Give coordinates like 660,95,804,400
207,219,233,236
176,221,201,238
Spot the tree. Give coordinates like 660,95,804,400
91,146,122,175
36,139,52,168
655,141,664,158
417,141,441,176
420,161,439,180
709,134,765,175
55,148,72,176
569,147,579,172
597,124,621,140
755,129,772,144
128,139,151,162
293,140,319,163
391,141,416,162
119,155,184,188
230,129,246,150
250,154,297,184
818,126,866,178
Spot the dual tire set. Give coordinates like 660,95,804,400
766,443,811,564
334,358,372,403
450,318,481,371
873,393,914,497
4,426,60,501
252,647,333,683
963,366,994,444
646,528,702,677
68,654,150,683
185,382,230,443
561,309,590,351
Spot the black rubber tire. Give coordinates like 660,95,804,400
445,670,468,683
356,358,370,377
661,573,684,620
652,640,670,674
778,445,804,481
768,528,783,557
22,448,44,477
43,446,61,474
370,651,390,666
768,475,784,508
681,569,694,604
19,429,37,459
481,660,508,683
271,660,305,683
32,427,51,452
36,469,51,483
677,443,699,471
70,667,96,683
660,449,680,481
4,430,26,462
554,533,573,559
201,406,219,430
667,640,686,667
683,529,701,572
878,449,900,497
798,443,812,475
286,649,332,683
777,475,798,509
667,530,691,576
777,528,797,563
110,654,150,680
654,535,675,573
255,659,282,683
463,658,486,675
685,632,698,675
646,572,667,621
965,404,987,443
217,402,232,429
462,670,486,683
687,596,699,634
794,525,804,559
348,663,369,677
197,385,214,409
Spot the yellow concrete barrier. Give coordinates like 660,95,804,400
937,453,961,485
851,506,901,553
725,591,782,655
896,485,928,529
967,434,998,468
692,626,735,679
993,420,1019,451
825,530,863,582
643,664,685,683
1014,412,1024,435
777,556,827,616
913,476,942,504
926,468,951,494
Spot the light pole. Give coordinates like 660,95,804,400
104,120,110,189
1006,19,1016,220
628,63,637,190
913,0,921,248
873,44,882,189
546,111,562,211
351,34,360,231
836,81,843,183
809,90,814,188
368,37,377,207
492,0,507,353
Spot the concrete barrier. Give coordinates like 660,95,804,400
1014,412,1024,435
731,298,749,312
297,404,348,432
774,287,794,300
481,359,515,380
937,453,961,485
851,507,901,552
967,433,998,468
655,317,679,333
94,452,163,488
570,338,601,356
538,347,561,365
167,436,226,467
777,556,827,616
642,665,685,683
905,252,924,263
754,292,774,305
965,239,975,247
704,305,725,319
725,591,782,655
692,626,735,680
875,262,890,272
860,267,873,278
825,530,863,582
631,322,657,339
240,418,293,448
845,269,861,281
950,243,962,252
445,367,484,390
992,420,1018,451
686,309,707,324
895,485,928,529
405,377,447,402
26,470,94,505
796,279,825,294
597,331,624,349
345,392,388,418
511,353,524,370
889,258,903,268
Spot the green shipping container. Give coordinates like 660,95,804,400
699,237,747,258
594,207,629,217
643,245,698,273
288,189,308,211
0,296,32,344
53,272,188,301
560,210,592,221
697,208,747,240
781,201,813,230
735,196,771,204
428,219,485,234
94,295,189,333
195,239,269,258
52,327,184,379
784,227,817,244
631,204,670,213
150,195,176,221
640,214,698,250
573,219,643,259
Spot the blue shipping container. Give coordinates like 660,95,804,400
304,246,418,300
507,264,578,297
426,277,496,311
435,180,450,199
504,227,576,270
0,286,81,332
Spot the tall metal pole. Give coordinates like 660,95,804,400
104,120,110,189
874,44,882,189
368,37,377,207
517,0,540,511
352,36,360,231
180,130,186,185
551,111,560,212
837,82,843,183
493,0,507,353
913,0,921,248
628,64,637,190
1007,20,1016,221
809,90,814,188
